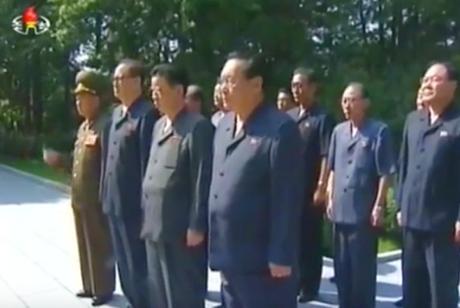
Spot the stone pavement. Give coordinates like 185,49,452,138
0,165,409,308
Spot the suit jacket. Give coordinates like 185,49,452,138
287,105,335,198
101,98,159,218
397,106,460,232
141,109,214,242
209,104,303,274
328,119,396,225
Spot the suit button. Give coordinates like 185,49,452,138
154,159,158,164
348,160,352,164
346,175,350,179
149,176,153,180
113,141,117,145
421,148,425,153
219,171,224,177
144,194,149,200
213,194,218,199
343,188,348,192
416,165,421,170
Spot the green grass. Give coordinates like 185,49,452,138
378,233,402,253
0,156,70,184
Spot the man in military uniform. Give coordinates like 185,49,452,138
44,70,115,306
101,59,159,308
397,62,460,308
288,67,335,303
327,82,396,308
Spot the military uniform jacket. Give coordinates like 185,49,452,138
328,119,396,225
397,106,460,232
100,98,158,218
287,105,335,196
209,104,303,274
141,109,214,242
72,115,108,208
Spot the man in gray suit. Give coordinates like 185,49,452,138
327,82,396,308
141,63,214,308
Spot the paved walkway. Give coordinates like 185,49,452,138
0,165,407,308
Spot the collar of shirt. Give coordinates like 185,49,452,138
163,118,172,133
234,116,244,137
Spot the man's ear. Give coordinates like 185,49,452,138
251,76,263,91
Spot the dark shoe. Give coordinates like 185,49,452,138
394,298,403,307
298,291,317,303
76,290,92,298
329,276,336,284
91,294,112,306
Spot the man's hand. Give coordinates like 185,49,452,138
186,229,204,247
43,149,62,169
396,211,402,227
454,222,460,244
269,263,292,278
313,187,327,207
371,205,384,227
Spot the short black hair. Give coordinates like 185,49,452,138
427,61,459,82
150,63,189,94
278,87,293,97
186,85,204,103
293,67,319,84
226,50,267,82
118,59,146,83
346,82,370,100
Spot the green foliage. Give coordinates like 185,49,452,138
0,130,42,159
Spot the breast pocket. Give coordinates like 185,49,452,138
163,137,182,168
355,138,373,169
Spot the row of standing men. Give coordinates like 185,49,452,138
45,53,460,308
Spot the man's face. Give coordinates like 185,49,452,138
420,64,457,108
112,64,139,100
291,74,316,105
150,75,181,114
341,86,367,120
219,59,257,112
277,91,293,111
75,92,99,119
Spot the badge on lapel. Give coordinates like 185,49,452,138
125,121,136,136
249,137,261,146
440,130,449,137
304,121,310,128
84,133,98,146
361,138,370,148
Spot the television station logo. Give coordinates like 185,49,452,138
12,6,50,36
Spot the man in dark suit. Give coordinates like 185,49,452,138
208,51,303,308
100,59,159,308
288,67,336,303
397,61,460,308
141,63,214,308
394,86,427,308
327,82,396,308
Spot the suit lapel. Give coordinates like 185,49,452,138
347,121,362,150
156,117,174,145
